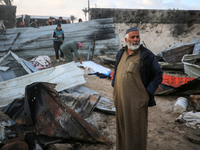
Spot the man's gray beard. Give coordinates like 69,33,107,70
127,43,140,51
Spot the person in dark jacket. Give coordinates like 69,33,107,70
46,17,54,26
112,27,162,150
53,24,65,62
57,17,66,24
29,19,38,28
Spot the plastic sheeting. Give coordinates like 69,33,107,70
176,111,200,129
76,61,111,75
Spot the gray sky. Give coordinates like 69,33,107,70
13,0,200,22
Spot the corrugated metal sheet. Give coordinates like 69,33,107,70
0,51,38,82
0,70,16,82
156,78,200,95
2,82,110,145
0,18,119,58
0,62,86,106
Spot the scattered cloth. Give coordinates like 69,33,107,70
176,111,200,129
76,61,111,74
30,56,51,70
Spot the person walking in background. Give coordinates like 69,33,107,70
60,41,83,64
53,23,65,63
112,27,163,150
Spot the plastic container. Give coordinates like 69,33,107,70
173,97,188,113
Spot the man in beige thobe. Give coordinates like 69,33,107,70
112,27,163,150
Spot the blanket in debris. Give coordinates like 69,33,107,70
29,56,51,70
76,61,114,79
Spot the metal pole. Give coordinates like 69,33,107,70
88,0,90,21
87,41,92,61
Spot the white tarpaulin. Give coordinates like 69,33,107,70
76,61,111,75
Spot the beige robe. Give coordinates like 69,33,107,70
113,48,149,150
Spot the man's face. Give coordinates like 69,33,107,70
125,31,140,51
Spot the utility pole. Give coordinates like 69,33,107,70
88,0,90,21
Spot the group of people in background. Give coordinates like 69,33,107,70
45,17,71,26
17,16,83,28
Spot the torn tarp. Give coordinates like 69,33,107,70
2,82,110,145
156,77,200,95
162,74,195,88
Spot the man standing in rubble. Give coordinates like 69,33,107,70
60,41,83,64
112,27,162,150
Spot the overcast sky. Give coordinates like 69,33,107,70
13,0,200,22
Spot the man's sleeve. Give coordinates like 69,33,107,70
53,31,56,39
146,55,163,95
111,50,122,87
73,47,80,60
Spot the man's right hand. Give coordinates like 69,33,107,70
79,60,82,64
58,35,62,38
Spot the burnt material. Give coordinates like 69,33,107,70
3,82,110,145
0,141,28,150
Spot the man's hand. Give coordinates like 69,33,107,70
62,40,64,43
58,35,62,38
79,60,82,64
